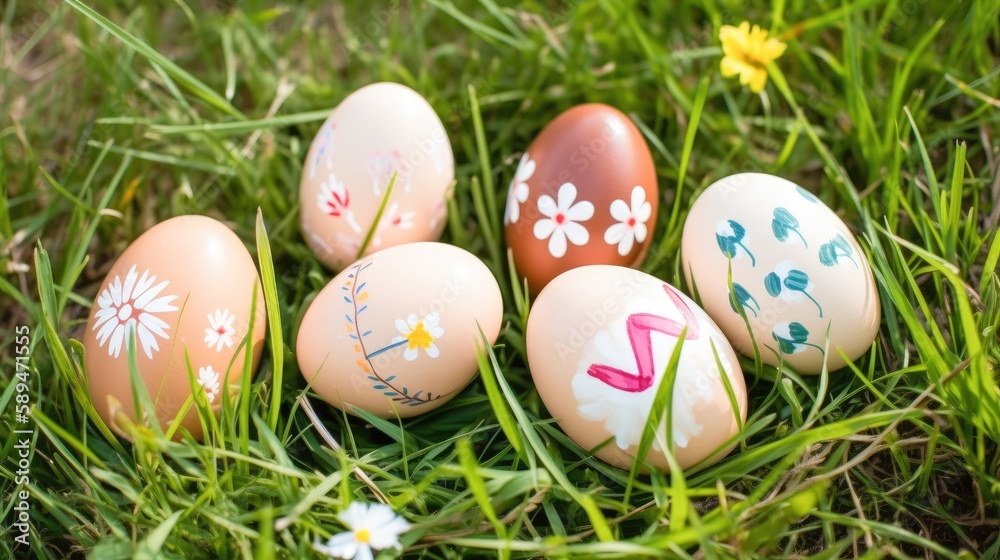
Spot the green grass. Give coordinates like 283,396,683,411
2,0,999,558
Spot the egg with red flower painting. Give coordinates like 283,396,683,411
300,82,454,271
83,215,266,441
504,103,659,296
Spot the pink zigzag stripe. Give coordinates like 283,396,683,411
586,285,700,393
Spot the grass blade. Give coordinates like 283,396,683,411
63,0,244,119
255,209,284,433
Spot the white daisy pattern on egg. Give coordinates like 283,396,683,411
317,171,361,233
533,182,594,258
92,264,179,360
604,186,652,256
504,152,535,225
204,308,237,352
197,365,221,404
392,313,444,361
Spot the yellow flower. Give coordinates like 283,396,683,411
393,312,444,361
719,21,787,93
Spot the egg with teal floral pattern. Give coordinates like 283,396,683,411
680,173,880,374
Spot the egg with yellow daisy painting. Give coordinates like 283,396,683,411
296,242,503,418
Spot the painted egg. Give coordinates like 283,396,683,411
504,103,658,296
681,172,881,374
296,242,503,418
83,215,266,440
300,81,454,271
526,265,747,472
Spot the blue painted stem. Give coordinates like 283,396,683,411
792,228,808,247
367,339,407,359
736,241,756,266
839,248,858,268
804,342,826,353
803,292,824,318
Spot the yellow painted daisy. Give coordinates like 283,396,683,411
393,312,444,361
719,21,787,93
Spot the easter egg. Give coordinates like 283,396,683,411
681,172,880,374
526,265,747,472
300,82,454,271
504,103,658,296
296,242,503,418
83,215,266,440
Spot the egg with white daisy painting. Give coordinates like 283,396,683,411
526,265,748,472
504,103,659,296
300,82,454,271
296,242,503,418
83,215,266,441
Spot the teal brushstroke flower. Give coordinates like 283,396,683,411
819,234,858,268
716,219,756,266
771,207,807,247
772,321,825,354
764,260,824,317
729,282,760,317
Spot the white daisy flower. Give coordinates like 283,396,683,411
504,152,535,225
392,312,444,361
532,182,594,258
313,502,411,560
604,186,652,256
204,308,237,352
196,365,221,403
92,264,178,360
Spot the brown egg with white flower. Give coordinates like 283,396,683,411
300,82,454,271
83,215,266,440
504,103,659,296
